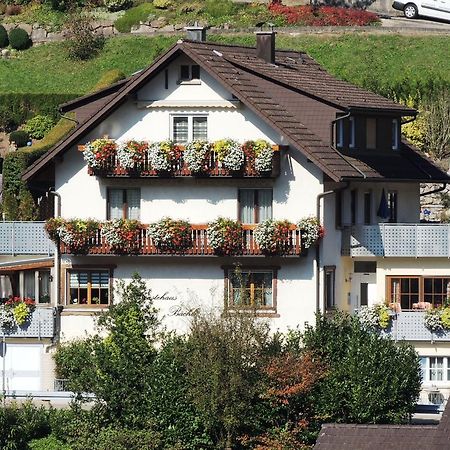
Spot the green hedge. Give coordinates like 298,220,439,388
0,93,78,132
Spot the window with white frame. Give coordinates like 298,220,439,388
420,357,450,384
108,188,140,220
239,189,273,224
172,115,207,144
392,119,399,150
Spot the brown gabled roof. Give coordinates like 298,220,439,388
22,39,449,184
315,399,450,449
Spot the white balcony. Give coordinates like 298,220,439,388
342,223,450,258
0,222,55,256
1,307,57,339
382,311,450,342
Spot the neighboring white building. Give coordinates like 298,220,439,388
1,29,450,404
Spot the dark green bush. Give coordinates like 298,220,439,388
104,0,132,12
8,27,31,50
0,24,8,48
23,114,56,140
9,130,30,147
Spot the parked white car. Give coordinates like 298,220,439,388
392,0,450,20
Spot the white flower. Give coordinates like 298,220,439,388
425,309,444,332
148,142,172,172
117,141,135,169
254,219,277,252
298,216,322,249
101,220,123,247
184,141,210,173
0,305,15,329
254,141,273,173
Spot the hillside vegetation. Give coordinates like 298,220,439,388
0,34,448,101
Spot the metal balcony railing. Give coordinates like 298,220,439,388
60,224,303,256
342,223,450,257
381,311,450,342
1,307,57,339
0,222,55,256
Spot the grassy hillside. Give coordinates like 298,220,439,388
0,33,448,100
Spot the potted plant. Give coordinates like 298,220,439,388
117,140,149,169
184,140,211,174
0,304,15,329
254,219,294,255
214,139,244,172
5,297,35,327
148,140,182,173
243,139,274,173
148,217,192,252
297,216,324,249
207,218,243,255
359,303,391,330
101,219,142,253
83,139,117,169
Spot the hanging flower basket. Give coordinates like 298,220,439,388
148,218,192,252
297,216,324,249
207,218,243,255
4,297,35,327
101,219,142,253
254,219,294,255
424,307,450,332
214,139,244,172
117,140,148,169
46,218,99,254
243,140,273,173
0,304,15,329
359,304,391,330
184,140,211,174
83,139,117,168
148,140,182,173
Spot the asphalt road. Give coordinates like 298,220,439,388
381,15,450,31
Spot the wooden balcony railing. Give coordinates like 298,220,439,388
60,224,302,256
80,145,283,178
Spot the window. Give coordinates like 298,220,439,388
239,189,273,224
349,117,355,149
354,261,377,273
38,270,51,303
108,188,140,220
227,269,275,310
68,270,110,306
392,119,399,150
366,117,377,150
336,119,344,148
179,64,200,81
387,191,397,223
420,357,450,384
350,189,357,225
387,276,450,309
324,266,336,310
17,269,51,303
172,115,208,144
363,192,371,225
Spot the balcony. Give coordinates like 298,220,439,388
80,145,282,178
0,222,55,256
1,307,57,339
382,311,450,342
342,223,450,258
59,224,303,257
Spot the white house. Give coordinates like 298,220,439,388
1,28,450,404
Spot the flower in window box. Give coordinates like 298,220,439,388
148,140,182,173
254,219,294,255
0,304,15,329
46,218,99,254
5,296,35,327
425,308,444,332
297,216,324,249
83,139,117,168
148,217,192,252
101,219,142,253
214,139,244,172
117,140,149,169
207,218,243,255
358,304,391,330
184,140,211,173
243,140,273,173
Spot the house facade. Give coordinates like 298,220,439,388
1,28,450,401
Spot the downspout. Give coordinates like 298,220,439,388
48,190,61,310
316,182,349,314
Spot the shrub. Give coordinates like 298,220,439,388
9,130,30,147
104,0,132,12
8,27,31,50
0,24,8,48
23,114,55,140
29,435,71,450
65,12,105,60
114,3,156,32
92,69,126,91
153,0,172,9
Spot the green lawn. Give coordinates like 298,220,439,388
0,33,448,100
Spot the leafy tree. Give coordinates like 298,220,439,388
302,313,421,424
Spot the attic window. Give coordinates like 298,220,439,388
179,64,201,82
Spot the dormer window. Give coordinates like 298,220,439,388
392,119,399,150
180,64,200,82
366,118,376,150
349,117,355,149
172,115,208,144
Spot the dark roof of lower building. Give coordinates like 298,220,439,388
315,400,450,449
22,39,450,184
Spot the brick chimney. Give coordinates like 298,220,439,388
185,26,207,42
256,30,276,64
